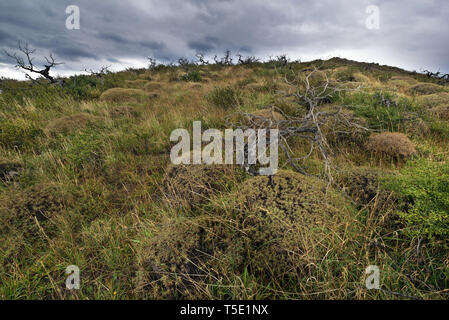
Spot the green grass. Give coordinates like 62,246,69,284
0,58,448,300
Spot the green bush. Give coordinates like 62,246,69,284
344,91,422,132
383,160,449,240
180,70,202,82
65,130,104,170
207,86,242,109
64,75,102,100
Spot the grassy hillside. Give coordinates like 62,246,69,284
0,57,448,299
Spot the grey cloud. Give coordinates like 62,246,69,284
0,0,448,78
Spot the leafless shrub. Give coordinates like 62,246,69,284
3,41,64,86
195,53,209,65
236,54,259,65
214,50,233,66
422,69,449,85
84,65,110,83
232,66,369,182
147,57,157,70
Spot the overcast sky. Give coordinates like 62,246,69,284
0,0,448,79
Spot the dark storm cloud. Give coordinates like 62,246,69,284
0,0,448,78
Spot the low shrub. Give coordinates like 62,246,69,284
0,119,42,149
65,130,105,170
383,160,449,239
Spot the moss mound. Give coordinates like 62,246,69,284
100,88,150,104
417,92,449,108
135,216,222,299
409,83,443,95
163,162,242,209
45,113,101,135
0,183,69,238
430,105,449,121
228,170,360,281
390,76,418,84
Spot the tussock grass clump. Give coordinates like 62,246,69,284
390,75,418,84
430,105,449,120
366,132,416,160
353,73,370,83
0,119,42,149
45,113,102,136
108,105,139,119
409,83,443,95
387,79,411,91
417,92,449,108
99,88,150,104
124,79,149,89
227,170,362,294
143,82,163,92
207,86,242,109
163,162,242,209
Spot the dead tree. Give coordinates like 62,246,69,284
231,67,369,182
236,54,259,65
214,50,233,66
147,57,157,70
4,41,64,86
422,69,449,85
84,65,110,83
195,53,209,65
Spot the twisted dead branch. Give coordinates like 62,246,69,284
231,66,369,182
3,41,64,86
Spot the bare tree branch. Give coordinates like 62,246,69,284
3,41,64,86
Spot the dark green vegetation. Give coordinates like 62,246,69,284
0,57,448,299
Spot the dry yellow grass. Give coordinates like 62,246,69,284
409,82,443,95
366,132,416,159
430,105,449,120
144,81,163,91
45,113,101,135
417,92,449,108
100,88,150,103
